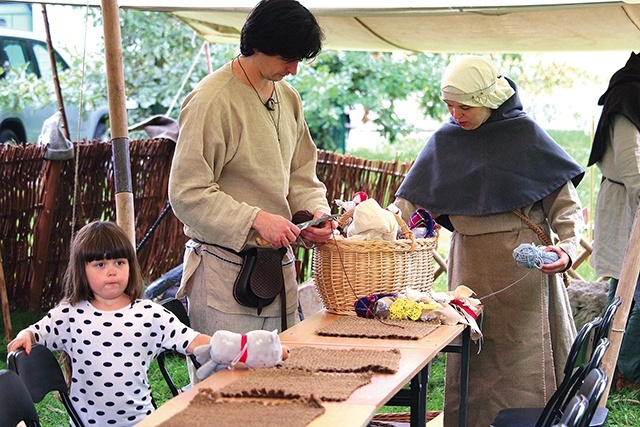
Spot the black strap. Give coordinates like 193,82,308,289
603,176,624,186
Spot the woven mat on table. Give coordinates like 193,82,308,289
316,316,440,340
219,367,373,402
283,346,401,373
157,388,325,427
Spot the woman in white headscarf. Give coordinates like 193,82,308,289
395,56,585,427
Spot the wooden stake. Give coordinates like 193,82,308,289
599,206,640,406
101,0,136,247
0,248,13,342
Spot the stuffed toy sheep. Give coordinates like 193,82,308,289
194,329,289,381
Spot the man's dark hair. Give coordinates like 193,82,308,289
240,0,324,61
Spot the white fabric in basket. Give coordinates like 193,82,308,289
346,199,398,241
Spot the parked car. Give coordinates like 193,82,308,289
0,28,109,144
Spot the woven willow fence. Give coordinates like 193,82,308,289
0,143,414,312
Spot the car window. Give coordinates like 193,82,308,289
32,42,51,78
2,38,36,76
0,48,8,79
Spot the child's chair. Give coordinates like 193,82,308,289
7,344,84,427
156,297,200,396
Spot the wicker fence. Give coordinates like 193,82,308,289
0,142,414,312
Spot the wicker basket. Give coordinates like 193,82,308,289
312,211,438,315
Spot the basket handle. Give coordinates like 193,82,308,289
336,210,416,251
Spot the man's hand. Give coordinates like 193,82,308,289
300,210,337,244
252,210,300,248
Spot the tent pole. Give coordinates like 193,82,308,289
599,206,640,406
100,0,136,246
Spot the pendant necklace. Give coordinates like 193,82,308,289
236,56,281,142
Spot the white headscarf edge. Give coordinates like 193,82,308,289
440,56,515,109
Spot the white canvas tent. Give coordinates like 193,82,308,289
9,0,640,52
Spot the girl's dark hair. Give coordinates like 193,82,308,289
240,0,324,61
62,221,143,304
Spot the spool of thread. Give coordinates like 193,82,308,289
513,243,559,269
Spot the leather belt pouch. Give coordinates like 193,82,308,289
233,247,287,315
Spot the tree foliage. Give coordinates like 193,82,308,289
291,51,449,150
0,8,590,149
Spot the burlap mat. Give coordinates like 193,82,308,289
283,346,401,373
219,367,373,401
157,388,325,427
316,315,440,340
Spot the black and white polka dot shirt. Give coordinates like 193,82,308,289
29,299,199,426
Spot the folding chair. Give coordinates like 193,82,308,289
0,369,41,427
490,317,603,427
575,368,608,427
156,297,200,397
594,295,622,344
560,338,610,427
552,395,589,427
7,344,84,427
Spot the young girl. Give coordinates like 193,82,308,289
8,221,211,427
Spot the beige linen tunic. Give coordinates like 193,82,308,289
169,62,330,323
396,182,582,427
591,115,640,279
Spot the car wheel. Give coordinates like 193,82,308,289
0,128,21,144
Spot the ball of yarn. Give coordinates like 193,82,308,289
513,243,559,269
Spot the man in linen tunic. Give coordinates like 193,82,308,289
395,56,584,427
589,52,640,387
169,0,332,345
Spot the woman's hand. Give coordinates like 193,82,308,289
538,246,571,275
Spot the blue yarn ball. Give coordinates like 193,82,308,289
513,243,559,269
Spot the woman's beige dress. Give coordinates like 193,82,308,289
396,182,581,427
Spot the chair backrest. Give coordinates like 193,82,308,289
562,338,610,420
8,344,85,427
155,297,199,398
0,369,41,427
553,395,589,427
594,296,622,344
566,317,602,376
536,317,603,427
585,338,610,373
576,368,608,427
161,297,190,327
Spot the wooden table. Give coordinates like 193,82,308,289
137,311,469,427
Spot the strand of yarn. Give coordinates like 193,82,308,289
480,270,532,301
481,242,558,301
513,243,559,269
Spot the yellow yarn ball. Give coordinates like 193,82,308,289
389,299,425,321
